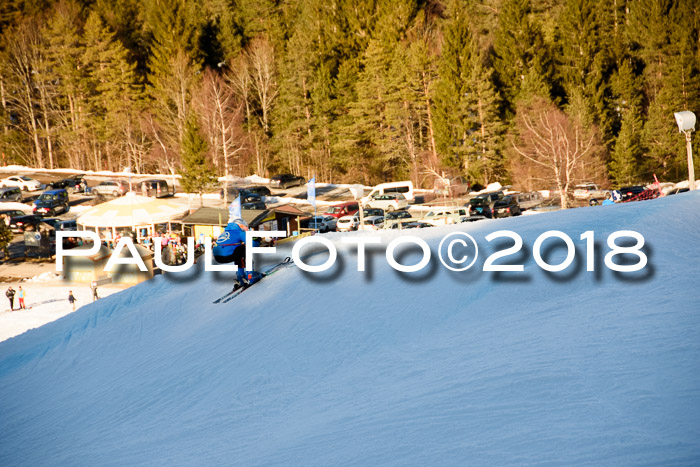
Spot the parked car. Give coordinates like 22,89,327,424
492,196,522,218
573,183,609,201
140,179,174,198
32,189,70,217
220,187,265,204
0,209,27,219
423,207,469,226
269,173,305,189
323,201,360,219
384,210,413,229
305,215,337,233
364,192,408,212
242,200,267,210
468,192,503,218
39,217,62,229
336,214,360,232
618,185,647,201
92,180,128,197
51,174,87,193
667,187,690,196
9,214,45,233
390,221,432,229
56,218,78,231
244,185,272,197
0,187,23,202
514,191,544,210
363,208,384,218
359,215,384,231
0,175,42,191
0,209,30,232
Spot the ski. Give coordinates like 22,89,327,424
213,257,293,304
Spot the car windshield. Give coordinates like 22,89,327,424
471,198,487,206
20,176,32,181
38,194,55,201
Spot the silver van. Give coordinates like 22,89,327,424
140,179,175,198
0,187,23,202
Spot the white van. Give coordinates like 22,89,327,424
362,181,414,203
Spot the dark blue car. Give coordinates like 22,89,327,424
33,189,70,217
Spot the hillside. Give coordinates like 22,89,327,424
1,193,699,465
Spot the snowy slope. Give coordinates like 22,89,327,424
1,193,699,465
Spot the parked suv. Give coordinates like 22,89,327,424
0,187,22,202
32,189,70,217
92,180,128,197
364,193,408,212
51,174,88,193
269,174,305,189
492,196,522,218
468,192,503,218
140,179,174,198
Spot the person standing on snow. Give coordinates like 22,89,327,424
6,286,15,310
17,286,26,309
90,282,99,301
212,218,262,289
68,291,76,311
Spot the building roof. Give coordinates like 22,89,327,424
77,193,188,228
179,207,269,227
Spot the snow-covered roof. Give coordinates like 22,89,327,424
76,193,188,228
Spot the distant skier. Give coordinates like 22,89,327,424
212,218,262,290
6,286,15,311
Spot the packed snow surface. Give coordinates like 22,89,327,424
1,192,699,465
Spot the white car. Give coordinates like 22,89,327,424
359,215,384,231
422,207,469,226
307,215,337,233
364,193,408,212
1,175,42,191
336,214,359,232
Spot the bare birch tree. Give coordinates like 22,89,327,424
195,68,247,203
510,97,607,209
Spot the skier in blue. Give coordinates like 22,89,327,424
213,218,263,289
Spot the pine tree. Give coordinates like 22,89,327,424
83,11,142,172
492,0,554,112
557,0,613,145
179,115,217,205
609,108,643,186
433,9,505,185
629,0,700,182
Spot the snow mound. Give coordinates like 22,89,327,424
1,192,699,465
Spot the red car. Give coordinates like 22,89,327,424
323,201,360,219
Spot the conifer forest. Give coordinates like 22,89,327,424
0,0,698,192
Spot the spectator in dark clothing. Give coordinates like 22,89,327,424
68,291,76,311
6,287,15,311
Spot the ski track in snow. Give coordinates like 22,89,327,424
0,192,699,465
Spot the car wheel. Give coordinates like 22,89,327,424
21,185,27,191
387,205,395,212
589,198,599,206
112,190,119,196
